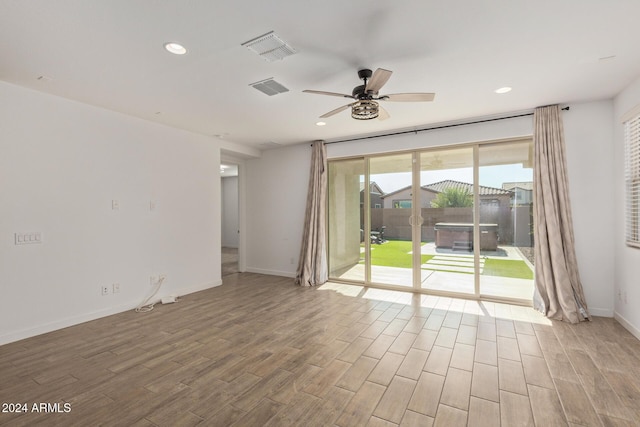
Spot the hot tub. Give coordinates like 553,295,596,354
434,223,498,251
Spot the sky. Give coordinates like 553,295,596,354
368,164,533,194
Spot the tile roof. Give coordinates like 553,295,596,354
423,179,512,196
380,185,438,198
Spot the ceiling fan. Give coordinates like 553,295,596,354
303,68,435,121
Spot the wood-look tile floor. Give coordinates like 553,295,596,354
221,247,239,277
1,273,640,426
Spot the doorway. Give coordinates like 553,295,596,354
221,163,239,276
328,138,535,304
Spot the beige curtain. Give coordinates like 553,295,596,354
295,141,328,287
533,105,590,323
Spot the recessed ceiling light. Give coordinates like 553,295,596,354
164,42,187,55
495,86,512,94
316,121,326,126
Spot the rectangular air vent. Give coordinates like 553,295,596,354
250,78,289,96
241,31,297,62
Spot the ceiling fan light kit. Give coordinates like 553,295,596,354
352,100,379,120
304,68,435,121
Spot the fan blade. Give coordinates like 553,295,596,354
377,105,390,121
303,90,354,99
382,93,435,102
365,68,392,94
320,103,354,118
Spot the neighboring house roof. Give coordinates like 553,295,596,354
423,180,512,196
380,185,438,199
503,181,533,191
379,179,513,199
359,181,385,195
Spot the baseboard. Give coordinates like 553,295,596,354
174,279,222,296
588,307,614,318
0,280,222,346
614,311,640,340
0,302,135,346
153,279,222,305
245,267,296,278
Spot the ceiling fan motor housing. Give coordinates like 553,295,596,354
352,84,367,98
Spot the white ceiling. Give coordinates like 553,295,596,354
2,1,640,150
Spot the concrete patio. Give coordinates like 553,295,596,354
332,243,535,301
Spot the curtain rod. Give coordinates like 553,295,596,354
323,106,570,145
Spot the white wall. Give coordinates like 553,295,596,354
0,81,223,345
613,75,640,338
562,101,615,317
244,104,617,317
245,144,310,277
221,176,239,248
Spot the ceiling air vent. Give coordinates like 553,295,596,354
250,78,289,96
241,31,297,62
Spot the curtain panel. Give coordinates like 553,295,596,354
533,105,590,323
295,141,328,287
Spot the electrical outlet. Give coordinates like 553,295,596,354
112,283,120,293
101,285,110,296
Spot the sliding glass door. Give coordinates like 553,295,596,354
419,147,475,296
328,138,534,304
478,140,535,300
368,153,414,287
328,158,365,282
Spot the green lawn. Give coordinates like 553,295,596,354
362,240,432,268
482,258,533,279
361,240,533,279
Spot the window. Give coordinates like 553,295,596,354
393,200,412,209
624,106,640,248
